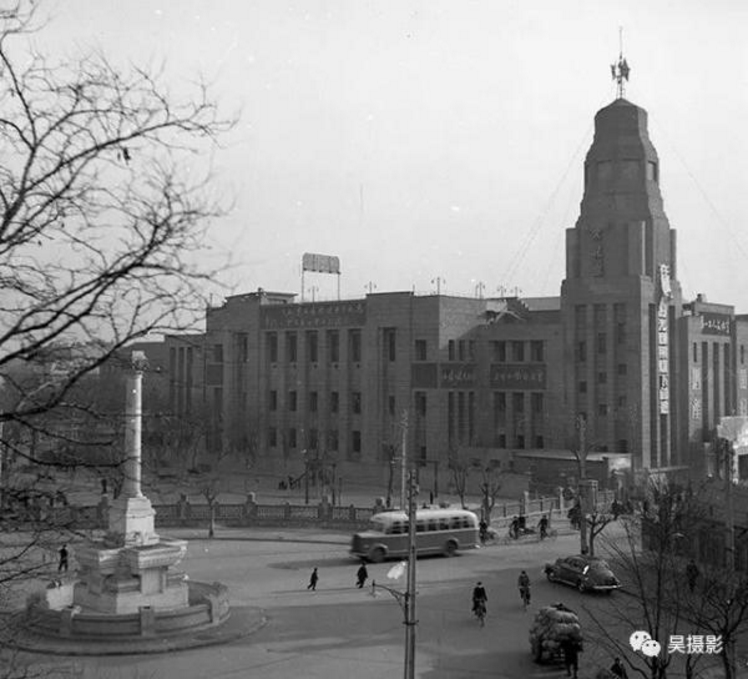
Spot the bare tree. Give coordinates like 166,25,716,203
477,461,504,523
0,1,235,458
447,445,469,509
0,2,234,657
586,508,614,557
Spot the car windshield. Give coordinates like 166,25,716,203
587,559,612,573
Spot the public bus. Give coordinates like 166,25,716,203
350,508,480,562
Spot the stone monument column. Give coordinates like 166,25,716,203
107,350,158,546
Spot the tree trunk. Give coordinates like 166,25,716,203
209,502,215,539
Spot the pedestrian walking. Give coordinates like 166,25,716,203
307,567,318,591
537,514,549,540
356,561,368,588
58,543,69,572
610,657,628,678
561,639,582,678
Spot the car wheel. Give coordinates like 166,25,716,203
444,540,458,557
577,580,586,593
369,547,385,563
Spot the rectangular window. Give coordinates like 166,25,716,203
579,381,587,394
513,392,524,414
309,428,318,450
388,395,395,416
512,341,525,362
598,372,607,384
530,341,544,362
618,395,627,407
575,304,587,329
330,391,339,414
692,342,697,363
267,332,278,363
458,340,465,361
415,339,427,361
352,391,362,414
492,341,506,363
578,341,587,362
328,429,339,451
352,430,361,453
415,391,427,417
327,330,340,363
448,340,456,361
269,390,278,411
213,344,223,363
594,303,607,327
468,340,476,361
742,345,745,365
498,433,507,448
288,390,297,412
289,427,297,449
349,330,361,363
306,331,318,363
309,391,318,413
384,328,396,361
616,322,626,345
448,392,455,444
240,334,249,363
598,403,608,416
268,427,277,448
286,332,297,363
617,363,627,376
535,435,544,449
597,332,607,354
516,434,525,449
531,392,543,414
494,392,506,426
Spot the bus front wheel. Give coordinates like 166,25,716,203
444,540,458,557
369,547,385,563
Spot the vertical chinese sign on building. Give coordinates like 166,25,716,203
658,264,671,415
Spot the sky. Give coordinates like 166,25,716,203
37,0,748,308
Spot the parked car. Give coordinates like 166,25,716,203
544,555,621,593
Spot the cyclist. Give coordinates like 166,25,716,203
518,570,531,608
538,514,549,540
472,581,488,617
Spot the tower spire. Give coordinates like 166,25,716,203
610,27,630,99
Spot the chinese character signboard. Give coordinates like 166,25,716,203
440,363,476,388
700,312,732,336
261,301,366,329
657,263,671,415
489,364,547,390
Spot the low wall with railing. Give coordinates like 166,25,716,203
7,489,616,532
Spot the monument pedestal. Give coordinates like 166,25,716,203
73,495,189,614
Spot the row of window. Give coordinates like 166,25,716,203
267,426,361,453
576,331,625,361
271,390,362,414
495,434,545,449
266,330,363,364
263,331,547,365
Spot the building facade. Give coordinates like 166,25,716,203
143,93,748,487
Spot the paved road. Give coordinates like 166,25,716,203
19,523,728,679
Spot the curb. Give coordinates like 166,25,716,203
2,606,268,657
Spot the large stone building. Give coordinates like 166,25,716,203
149,89,748,491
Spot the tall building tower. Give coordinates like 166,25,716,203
561,55,684,478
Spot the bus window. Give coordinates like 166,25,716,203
427,519,438,532
439,518,450,530
450,517,461,529
416,521,426,533
390,521,404,535
461,517,470,528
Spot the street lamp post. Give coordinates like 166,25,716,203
370,468,418,679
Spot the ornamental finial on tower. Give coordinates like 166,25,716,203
610,27,630,99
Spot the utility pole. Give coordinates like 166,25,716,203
400,411,408,510
577,415,589,555
403,468,417,679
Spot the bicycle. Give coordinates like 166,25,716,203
473,600,487,627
